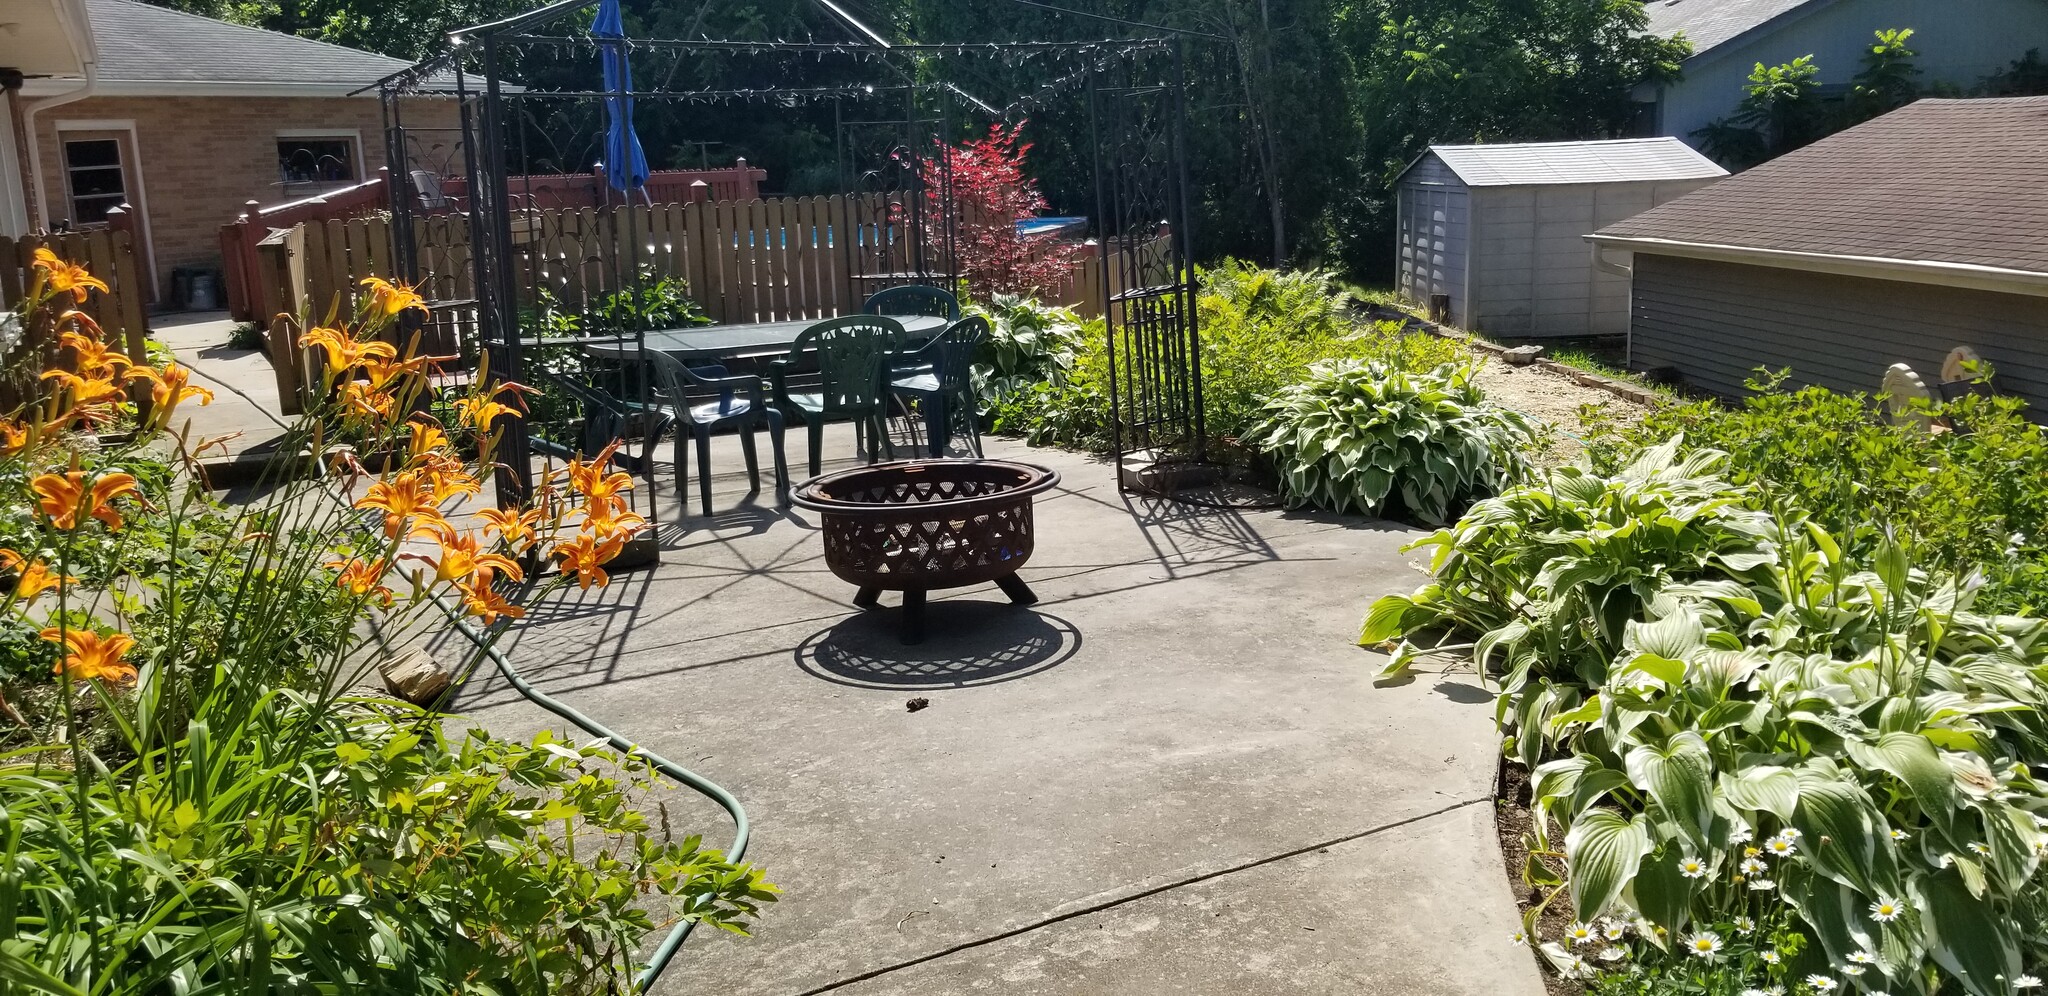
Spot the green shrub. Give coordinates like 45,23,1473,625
1197,259,1461,440
981,263,1465,455
1249,359,1534,524
227,321,265,351
969,292,1091,415
1366,440,2048,995
1585,372,2048,613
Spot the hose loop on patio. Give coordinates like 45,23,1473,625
430,598,750,992
184,363,747,993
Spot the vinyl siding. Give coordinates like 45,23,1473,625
1629,254,2048,407
1470,177,1717,336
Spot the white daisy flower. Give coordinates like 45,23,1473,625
1808,975,1838,992
1603,920,1628,941
1760,951,1782,965
1564,955,1592,979
1749,878,1777,891
1686,930,1723,959
1869,895,1907,921
1510,929,1529,946
1742,990,1769,996
1765,834,1798,857
1566,921,1595,946
1890,828,1910,841
1678,855,1709,878
1765,987,1786,996
1735,915,1756,934
1848,950,1876,964
1741,856,1769,875
1842,964,1867,977
1598,947,1627,962
1730,825,1755,845
1970,841,1992,857
2015,976,2043,990
1782,828,1803,839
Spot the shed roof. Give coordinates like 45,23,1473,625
1642,0,1827,59
1591,97,2048,281
86,0,415,92
1409,138,1727,187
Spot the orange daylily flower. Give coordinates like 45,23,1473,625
581,499,647,539
354,471,449,540
409,528,524,586
301,326,399,373
567,441,633,505
360,277,428,321
474,505,544,552
0,419,29,456
328,557,395,607
456,568,525,625
58,329,134,378
32,470,140,531
341,381,397,424
40,627,137,685
34,248,110,302
0,549,75,604
551,531,627,590
149,363,213,419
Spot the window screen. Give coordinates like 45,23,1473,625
278,138,357,186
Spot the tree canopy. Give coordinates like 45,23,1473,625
159,0,1688,279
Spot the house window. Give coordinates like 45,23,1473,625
277,137,357,188
63,138,127,225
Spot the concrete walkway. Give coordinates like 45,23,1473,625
453,437,1539,996
157,320,1539,994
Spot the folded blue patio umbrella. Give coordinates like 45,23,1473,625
595,0,648,193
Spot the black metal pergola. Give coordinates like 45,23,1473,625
371,0,1206,511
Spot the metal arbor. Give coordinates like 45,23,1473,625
370,4,1204,507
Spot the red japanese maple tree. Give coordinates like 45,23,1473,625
924,122,1081,299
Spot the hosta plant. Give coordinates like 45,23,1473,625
1364,437,2048,994
1250,359,1534,524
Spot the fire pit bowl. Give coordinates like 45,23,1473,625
792,459,1060,643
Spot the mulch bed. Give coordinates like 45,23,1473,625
1496,760,1584,996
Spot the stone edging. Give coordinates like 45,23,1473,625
1360,305,1665,408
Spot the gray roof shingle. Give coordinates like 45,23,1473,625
1593,96,2048,275
1642,0,1823,57
88,0,415,87
1418,138,1727,187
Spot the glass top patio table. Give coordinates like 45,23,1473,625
580,314,948,363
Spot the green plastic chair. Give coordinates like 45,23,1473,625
862,285,962,322
769,315,905,477
890,316,987,458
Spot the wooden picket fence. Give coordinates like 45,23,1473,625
0,228,150,365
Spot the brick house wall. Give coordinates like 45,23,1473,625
30,94,460,302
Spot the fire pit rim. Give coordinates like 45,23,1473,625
790,458,1061,519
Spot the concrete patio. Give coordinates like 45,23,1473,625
161,312,1542,996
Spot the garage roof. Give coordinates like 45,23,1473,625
1408,138,1727,187
1592,97,2048,279
86,0,415,92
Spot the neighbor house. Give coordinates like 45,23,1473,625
1635,0,2048,149
1394,137,1725,337
1586,96,2048,408
1,0,456,304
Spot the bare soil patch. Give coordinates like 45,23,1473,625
1471,355,1649,466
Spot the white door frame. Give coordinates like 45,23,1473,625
54,117,158,301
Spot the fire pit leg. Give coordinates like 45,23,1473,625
853,586,881,610
995,572,1038,606
901,588,927,645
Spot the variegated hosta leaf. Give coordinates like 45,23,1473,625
1918,867,2022,996
1624,733,1716,851
1564,809,1651,921
1718,764,1800,821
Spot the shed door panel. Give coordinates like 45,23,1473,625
1398,183,1467,323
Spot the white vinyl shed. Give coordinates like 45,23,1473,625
1395,138,1725,337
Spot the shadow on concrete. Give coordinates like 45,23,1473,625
794,602,1081,689
1433,680,1494,705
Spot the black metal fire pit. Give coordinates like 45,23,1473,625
792,459,1060,643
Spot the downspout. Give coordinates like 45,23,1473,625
1588,241,1634,368
23,59,99,231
